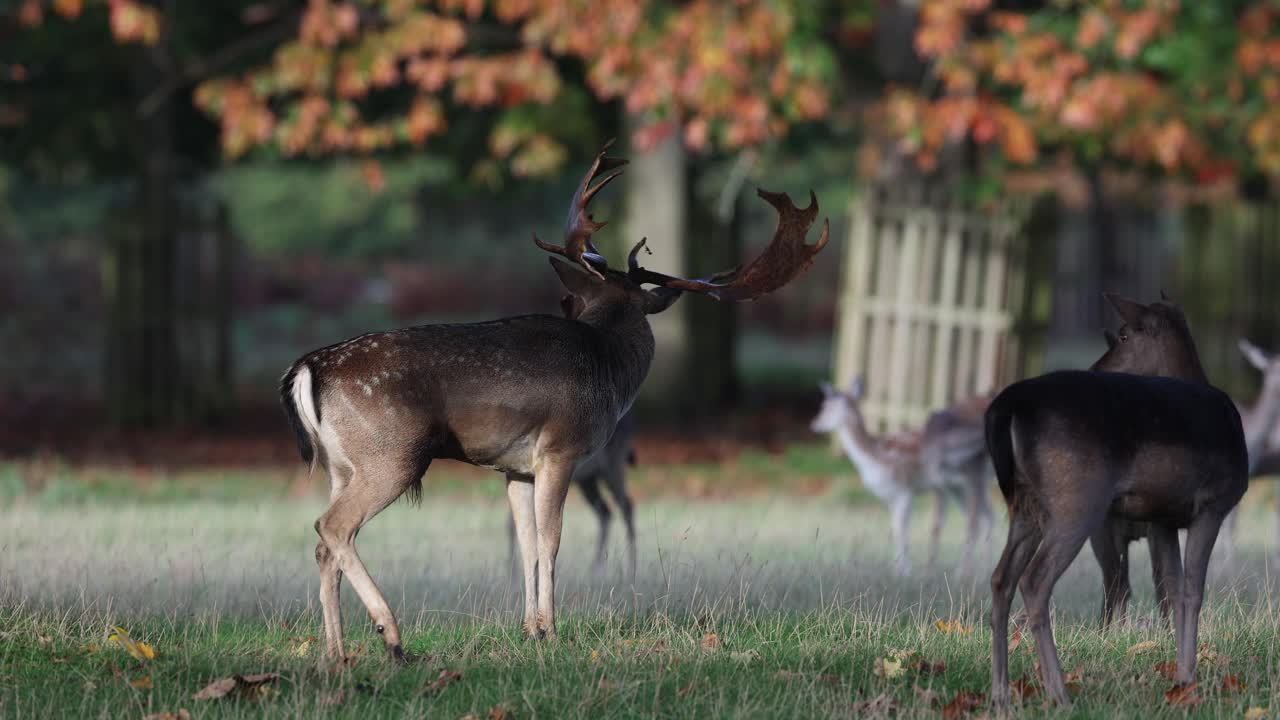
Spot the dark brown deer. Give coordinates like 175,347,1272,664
280,144,828,661
508,410,638,583
1091,336,1280,627
985,293,1247,705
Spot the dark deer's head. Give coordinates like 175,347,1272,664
1091,292,1208,383
535,142,830,321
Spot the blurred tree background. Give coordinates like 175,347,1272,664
3,0,1280,452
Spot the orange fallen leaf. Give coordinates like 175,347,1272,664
1154,661,1179,680
1165,682,1202,707
487,703,515,720
130,676,153,690
108,627,156,662
1010,677,1039,703
913,683,941,706
701,632,720,651
1244,708,1270,720
192,672,280,701
852,693,900,714
1221,675,1246,694
142,711,190,720
1007,628,1022,653
424,669,463,695
935,618,973,636
942,690,986,719
1126,640,1159,656
910,658,946,675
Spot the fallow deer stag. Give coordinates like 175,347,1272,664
1091,334,1280,627
985,293,1248,705
812,378,992,575
280,143,828,661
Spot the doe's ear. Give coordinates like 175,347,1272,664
1103,328,1118,350
819,381,836,397
1239,338,1270,371
1103,292,1148,326
549,256,600,297
848,376,865,401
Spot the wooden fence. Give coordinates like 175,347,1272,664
831,183,1031,433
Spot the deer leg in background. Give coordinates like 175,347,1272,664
1221,508,1239,564
990,510,1043,707
889,493,914,576
576,474,613,579
507,474,539,639
602,466,637,585
1019,518,1098,705
960,475,992,573
1176,512,1227,684
1147,524,1182,625
314,460,419,662
1089,520,1131,628
534,459,575,639
927,487,949,569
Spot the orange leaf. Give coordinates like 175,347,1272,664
1010,677,1039,703
424,669,463,695
701,632,720,651
1221,675,1246,694
1164,682,1201,707
1154,661,1179,680
942,690,986,719
130,676,153,690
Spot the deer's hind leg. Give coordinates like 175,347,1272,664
315,455,425,662
990,508,1042,707
316,460,352,660
1175,511,1226,684
601,464,637,585
507,474,539,638
575,474,613,579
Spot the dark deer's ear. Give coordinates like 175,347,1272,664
1103,329,1118,350
549,256,600,297
1103,292,1148,326
560,293,586,320
1160,288,1174,303
642,286,681,315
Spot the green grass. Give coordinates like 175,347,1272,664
2,489,1280,718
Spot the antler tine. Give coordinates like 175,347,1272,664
533,141,628,280
628,188,829,301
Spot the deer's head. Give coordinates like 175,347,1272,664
535,142,830,322
811,377,865,433
1091,292,1208,383
1240,339,1280,396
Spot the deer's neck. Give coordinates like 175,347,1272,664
1242,381,1280,468
835,412,886,469
577,301,655,414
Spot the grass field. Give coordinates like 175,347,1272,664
2,461,1279,719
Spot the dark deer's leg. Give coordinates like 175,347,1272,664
315,460,419,662
1175,512,1225,685
534,459,574,638
1146,524,1182,624
601,466,637,584
990,510,1042,707
576,475,613,579
1089,519,1130,628
959,481,983,573
506,474,539,638
1020,519,1096,704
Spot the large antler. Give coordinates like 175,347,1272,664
533,140,628,280
627,188,830,301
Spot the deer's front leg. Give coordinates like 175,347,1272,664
889,493,914,576
506,474,539,639
534,459,574,638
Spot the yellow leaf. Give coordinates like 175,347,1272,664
589,649,601,664
935,618,972,636
1244,708,1269,720
294,638,311,657
130,676,153,690
1126,641,1159,656
82,643,101,654
874,657,905,679
109,626,156,662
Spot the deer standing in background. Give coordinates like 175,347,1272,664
1092,337,1280,626
280,144,828,661
811,379,992,576
509,411,637,584
986,293,1247,705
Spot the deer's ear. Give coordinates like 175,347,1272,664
819,381,836,397
560,293,586,320
549,257,600,297
1103,329,1118,350
642,287,681,315
1103,292,1148,326
1239,338,1270,371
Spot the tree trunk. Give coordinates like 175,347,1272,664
683,158,740,414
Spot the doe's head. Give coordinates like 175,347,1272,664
811,377,864,433
1091,291,1207,383
1239,338,1280,394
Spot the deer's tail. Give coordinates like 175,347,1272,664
280,361,320,473
984,392,1018,505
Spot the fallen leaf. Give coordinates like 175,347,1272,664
292,637,313,657
319,690,345,706
1007,628,1022,653
1221,675,1246,694
81,643,101,654
913,683,941,706
701,632,720,651
677,681,695,697
818,674,841,686
1010,677,1039,703
935,619,973,636
1154,661,1179,680
1244,708,1270,720
37,634,52,646
487,703,515,720
942,690,986,719
192,673,280,701
1197,645,1220,665
1126,640,1159,656
729,649,760,663
130,676,153,690
142,711,190,720
1165,682,1202,707
596,676,616,691
773,670,803,682
910,658,946,675
851,693,900,715
108,627,156,662
589,649,601,664
424,669,463,695
874,657,905,679
51,656,67,664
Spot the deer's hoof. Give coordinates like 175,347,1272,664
388,644,408,664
